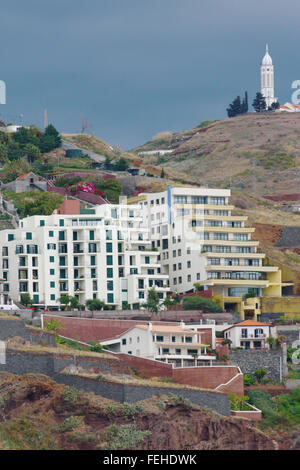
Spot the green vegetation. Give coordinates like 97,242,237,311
44,318,65,334
252,92,266,113
197,120,217,128
20,293,33,307
244,374,255,386
104,423,151,450
85,299,106,311
227,91,248,117
257,152,295,170
248,387,300,429
121,402,145,418
182,295,223,312
2,190,64,218
229,393,251,411
62,387,82,407
168,393,193,408
58,416,80,433
143,287,162,313
104,156,129,172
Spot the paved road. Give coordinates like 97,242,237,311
61,139,106,163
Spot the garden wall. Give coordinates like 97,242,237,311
229,349,284,381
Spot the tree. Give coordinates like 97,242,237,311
23,143,41,164
269,101,280,110
59,294,80,310
2,159,31,183
44,318,65,333
143,287,161,313
253,368,267,383
86,299,106,311
160,168,165,178
227,95,242,117
114,157,129,171
241,91,248,113
252,92,266,113
20,293,33,307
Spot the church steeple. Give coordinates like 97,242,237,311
261,44,277,108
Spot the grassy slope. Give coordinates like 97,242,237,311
131,112,300,195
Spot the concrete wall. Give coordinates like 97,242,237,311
0,349,230,415
0,318,30,341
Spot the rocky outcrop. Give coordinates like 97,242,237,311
0,372,288,450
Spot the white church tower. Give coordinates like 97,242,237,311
261,44,277,108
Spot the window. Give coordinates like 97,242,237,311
49,231,54,237
40,220,45,226
187,275,191,282
59,231,65,241
59,219,64,227
106,230,112,240
8,234,14,241
107,280,114,291
50,269,55,275
26,232,32,240
156,336,164,342
145,256,150,264
187,261,191,268
50,281,55,288
91,255,96,266
107,293,114,303
47,243,56,250
89,230,95,241
106,255,113,266
174,195,187,204
49,256,55,262
214,233,228,240
191,196,208,204
106,242,113,253
106,268,113,278
50,294,55,301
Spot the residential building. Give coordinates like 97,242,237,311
223,320,277,350
129,186,291,319
0,200,169,309
1,172,47,193
101,320,217,366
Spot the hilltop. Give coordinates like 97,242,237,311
131,112,300,196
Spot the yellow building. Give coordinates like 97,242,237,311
129,186,292,320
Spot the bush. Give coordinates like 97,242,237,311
58,416,80,433
247,389,279,427
182,296,223,312
254,368,267,383
244,374,255,386
121,402,145,418
104,424,151,450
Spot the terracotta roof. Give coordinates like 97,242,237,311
223,319,271,331
16,173,30,180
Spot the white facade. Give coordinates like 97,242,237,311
131,186,279,303
224,320,277,349
101,321,216,365
261,44,277,109
0,203,169,309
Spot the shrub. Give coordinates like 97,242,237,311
182,296,223,312
104,424,151,450
96,374,107,382
229,393,250,411
244,374,255,386
254,368,267,383
62,387,82,405
121,402,145,418
168,393,193,408
247,389,279,427
58,416,80,433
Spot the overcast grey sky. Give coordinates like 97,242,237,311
1,0,299,149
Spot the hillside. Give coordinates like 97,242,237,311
0,372,288,450
131,112,300,196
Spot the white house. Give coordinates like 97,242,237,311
101,321,217,366
223,320,277,350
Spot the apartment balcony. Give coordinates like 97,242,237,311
240,334,266,340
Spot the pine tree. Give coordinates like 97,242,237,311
252,92,266,113
241,91,248,113
226,95,242,117
160,167,165,178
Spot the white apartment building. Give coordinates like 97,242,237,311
101,321,216,366
223,320,277,350
129,186,289,318
0,200,169,310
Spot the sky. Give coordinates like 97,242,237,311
1,0,300,149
